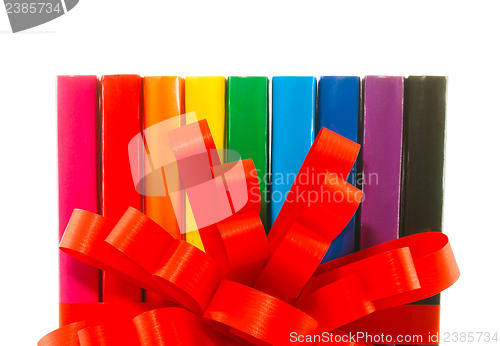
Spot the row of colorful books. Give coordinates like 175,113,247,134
58,75,446,312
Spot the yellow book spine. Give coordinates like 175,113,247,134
185,76,226,251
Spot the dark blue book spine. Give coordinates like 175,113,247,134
318,76,361,261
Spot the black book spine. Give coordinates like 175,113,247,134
400,75,447,345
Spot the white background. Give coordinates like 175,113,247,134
1,1,499,345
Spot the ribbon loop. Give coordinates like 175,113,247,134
133,307,231,345
59,209,157,291
153,240,222,314
204,280,319,345
199,159,267,285
269,129,361,252
216,212,268,285
296,247,421,330
299,233,459,332
255,222,331,302
105,207,176,275
38,322,88,346
78,323,140,346
256,171,362,302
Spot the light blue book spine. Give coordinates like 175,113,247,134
271,76,317,224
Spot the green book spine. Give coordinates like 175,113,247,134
228,76,269,230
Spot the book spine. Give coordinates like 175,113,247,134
57,76,100,318
399,76,447,343
271,76,316,224
359,76,404,249
101,75,143,302
184,76,226,251
318,76,361,261
143,76,185,302
401,76,447,237
143,76,184,239
228,76,269,230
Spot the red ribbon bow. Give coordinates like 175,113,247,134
39,123,459,345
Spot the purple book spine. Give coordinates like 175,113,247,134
360,76,404,249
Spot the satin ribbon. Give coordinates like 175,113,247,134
41,124,459,345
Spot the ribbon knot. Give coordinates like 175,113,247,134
40,123,459,345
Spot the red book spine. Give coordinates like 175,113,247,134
101,75,143,302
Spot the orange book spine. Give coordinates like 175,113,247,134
143,76,185,302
